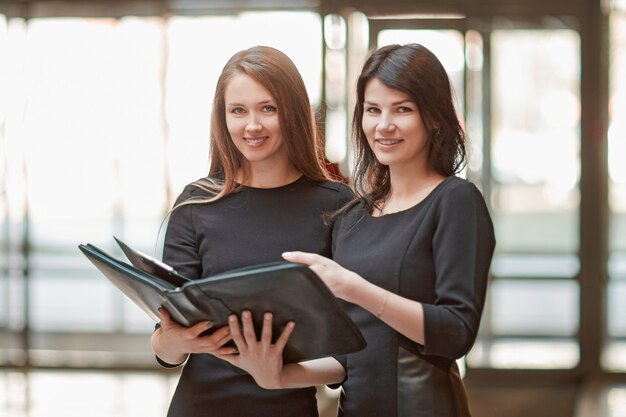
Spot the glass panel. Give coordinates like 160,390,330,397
609,252,626,280
15,17,166,355
0,370,178,417
491,29,580,255
465,30,485,182
603,342,626,371
0,15,7,313
1,16,30,363
323,14,348,164
489,279,579,336
475,29,581,370
123,298,154,333
491,253,580,278
30,275,116,332
608,281,626,337
0,277,6,326
22,17,166,250
607,10,626,372
468,339,579,369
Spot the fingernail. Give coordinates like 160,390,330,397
282,252,292,257
288,322,295,328
265,312,272,320
243,311,250,319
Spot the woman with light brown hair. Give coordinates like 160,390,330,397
150,45,352,417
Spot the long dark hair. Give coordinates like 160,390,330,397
344,43,467,215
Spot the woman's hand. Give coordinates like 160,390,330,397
285,252,428,347
216,311,294,389
152,308,236,365
282,251,363,302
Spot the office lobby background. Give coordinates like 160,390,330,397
1,0,625,416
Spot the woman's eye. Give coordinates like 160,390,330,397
365,106,380,114
262,105,277,112
230,107,245,114
398,106,413,113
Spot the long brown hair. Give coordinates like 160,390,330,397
343,43,467,215
187,45,329,203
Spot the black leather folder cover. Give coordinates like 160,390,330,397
78,241,366,363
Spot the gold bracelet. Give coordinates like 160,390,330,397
376,290,390,318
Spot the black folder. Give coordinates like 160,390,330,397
78,239,366,363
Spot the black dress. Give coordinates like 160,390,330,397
332,176,495,417
160,176,352,417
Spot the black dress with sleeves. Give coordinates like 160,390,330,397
332,176,495,417
161,176,353,417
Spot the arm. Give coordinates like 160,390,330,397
216,311,346,389
420,182,495,358
151,188,235,365
282,252,427,345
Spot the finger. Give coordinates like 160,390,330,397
260,312,273,345
214,345,238,355
214,332,233,348
241,310,258,344
274,321,296,351
190,320,214,337
205,326,232,347
282,251,326,266
228,314,247,350
158,307,173,325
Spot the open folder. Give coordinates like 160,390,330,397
78,238,366,363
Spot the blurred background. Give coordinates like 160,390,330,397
0,0,625,416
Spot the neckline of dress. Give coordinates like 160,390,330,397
239,175,306,191
366,176,453,219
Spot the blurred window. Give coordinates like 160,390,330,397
606,9,626,372
469,29,581,369
0,11,322,367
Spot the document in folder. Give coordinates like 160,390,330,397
78,239,366,363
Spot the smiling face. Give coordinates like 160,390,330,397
362,77,431,171
224,73,288,170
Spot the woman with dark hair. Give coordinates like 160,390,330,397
220,43,495,417
150,45,352,417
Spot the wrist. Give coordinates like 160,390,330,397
340,271,373,304
340,271,367,303
255,371,285,390
153,330,187,364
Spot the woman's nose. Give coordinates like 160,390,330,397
377,114,396,133
245,115,262,132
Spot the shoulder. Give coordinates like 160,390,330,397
303,178,354,202
434,177,493,230
173,177,221,206
308,178,351,193
436,176,485,206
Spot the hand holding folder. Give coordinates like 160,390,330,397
78,238,365,363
